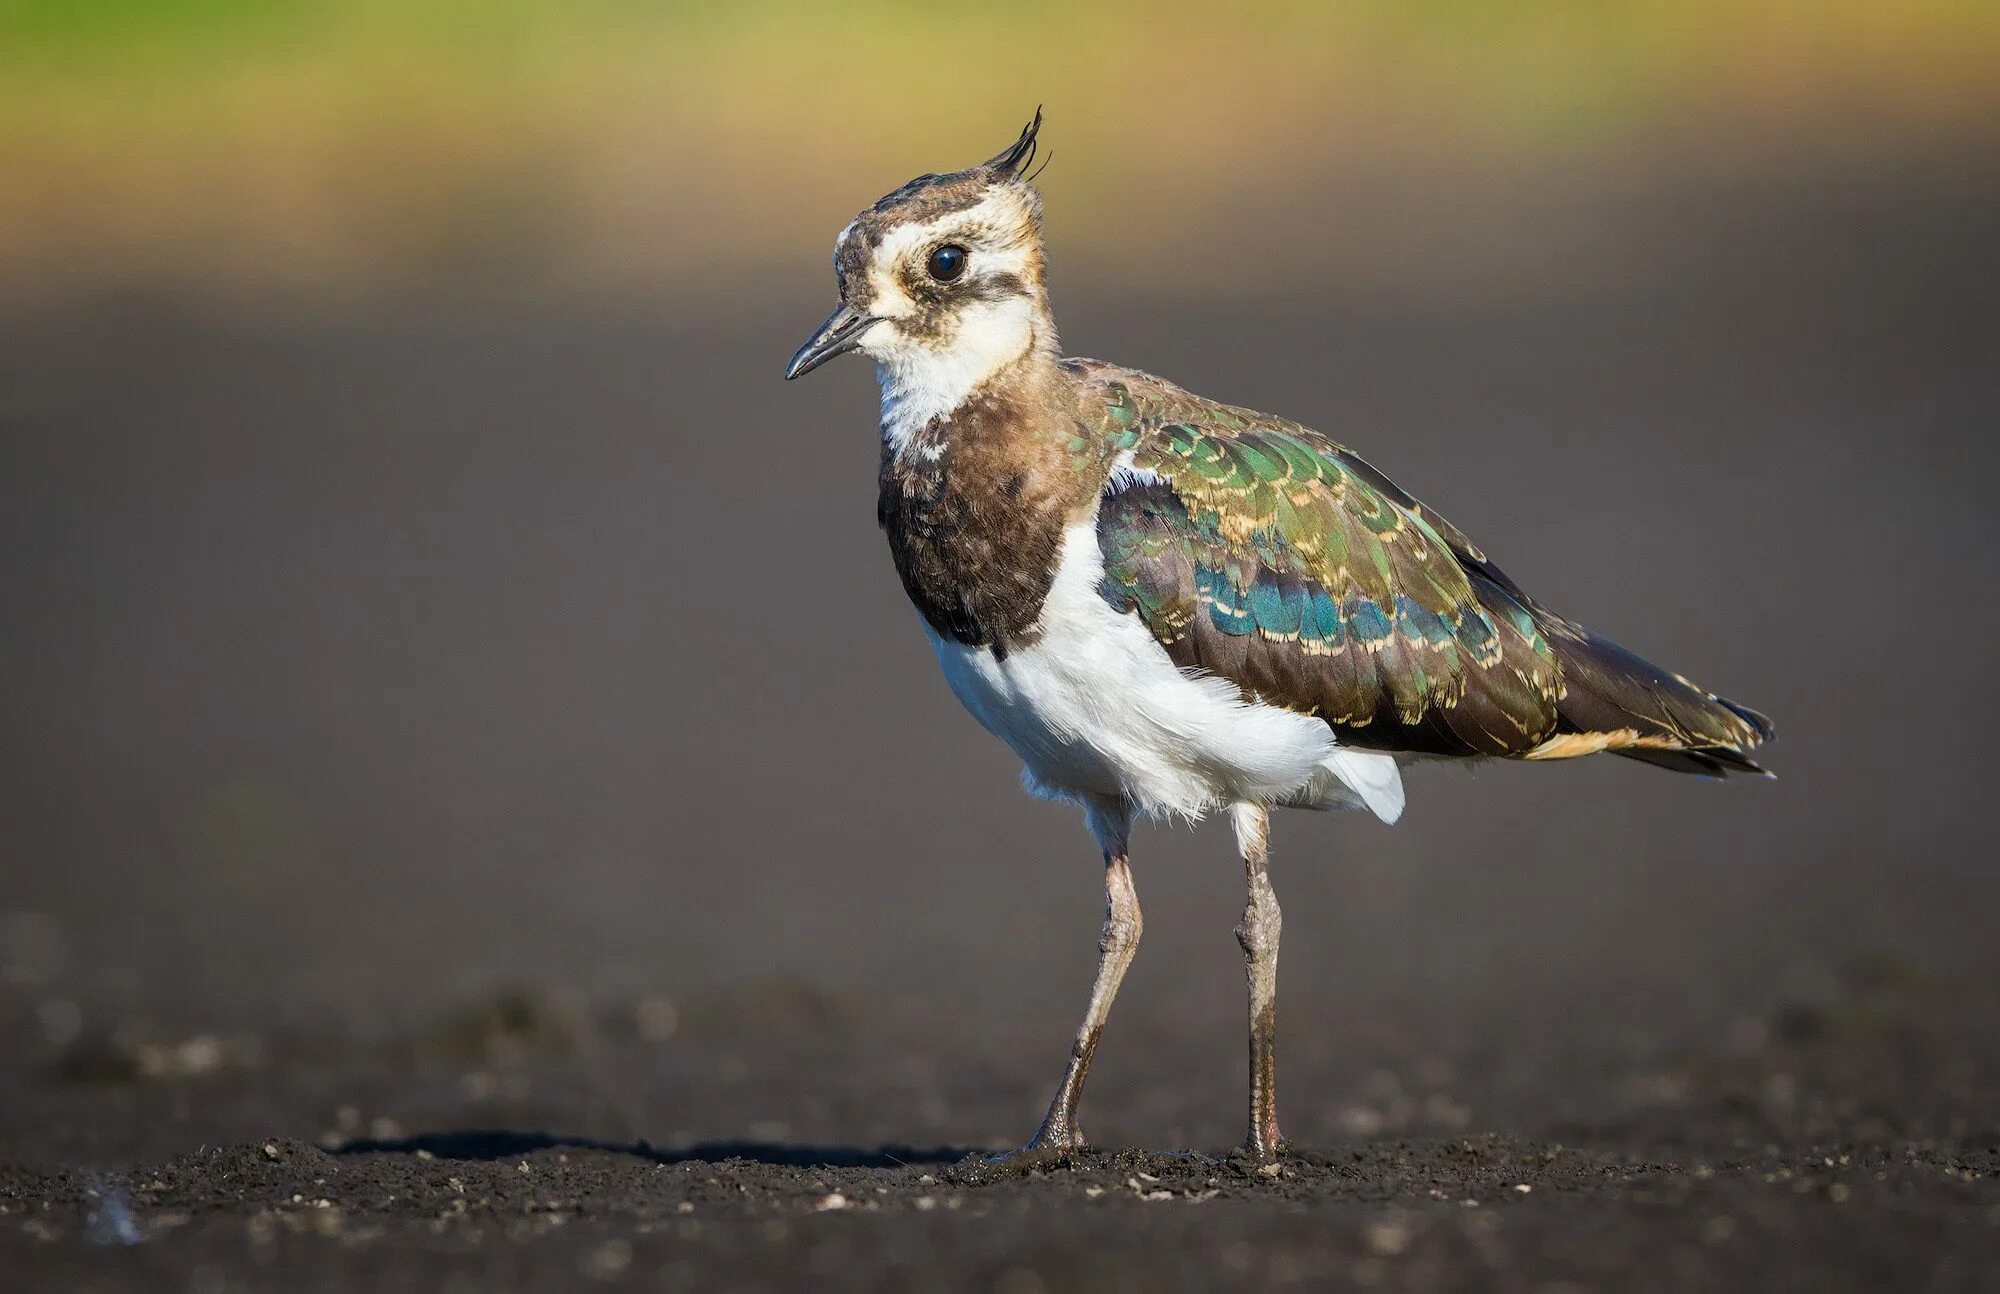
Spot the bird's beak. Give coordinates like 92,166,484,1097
785,303,879,380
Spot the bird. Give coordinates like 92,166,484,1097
784,110,1772,1163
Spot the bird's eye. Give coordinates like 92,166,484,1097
926,244,968,282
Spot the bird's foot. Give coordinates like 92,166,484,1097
946,1118,1085,1185
1237,1127,1291,1166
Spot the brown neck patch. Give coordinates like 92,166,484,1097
877,365,1105,656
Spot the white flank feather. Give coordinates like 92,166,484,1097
927,523,1404,824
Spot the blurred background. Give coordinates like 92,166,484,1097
2,2,1998,1161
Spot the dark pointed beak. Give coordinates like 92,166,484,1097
784,303,879,380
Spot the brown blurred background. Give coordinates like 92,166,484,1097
2,2,1998,1159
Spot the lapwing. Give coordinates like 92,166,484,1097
785,110,1772,1162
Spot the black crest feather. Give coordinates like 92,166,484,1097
982,107,1044,179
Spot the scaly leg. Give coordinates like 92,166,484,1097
1231,802,1286,1159
1017,796,1141,1157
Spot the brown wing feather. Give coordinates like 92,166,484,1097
1085,366,1772,773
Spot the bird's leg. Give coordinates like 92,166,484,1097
1017,797,1140,1158
1231,802,1286,1159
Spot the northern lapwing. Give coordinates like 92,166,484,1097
785,110,1772,1162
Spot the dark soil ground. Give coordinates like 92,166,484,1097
2,970,1996,1292
5,1135,1995,1293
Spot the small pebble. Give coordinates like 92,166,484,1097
1364,1218,1413,1257
580,1238,632,1280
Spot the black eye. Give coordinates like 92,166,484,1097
926,244,968,282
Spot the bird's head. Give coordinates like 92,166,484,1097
785,110,1055,408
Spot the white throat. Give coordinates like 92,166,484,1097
873,299,1048,458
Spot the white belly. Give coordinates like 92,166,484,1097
926,523,1404,823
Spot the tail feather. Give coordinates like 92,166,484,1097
1616,746,1768,780
1527,618,1774,777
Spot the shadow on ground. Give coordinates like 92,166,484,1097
332,1130,975,1169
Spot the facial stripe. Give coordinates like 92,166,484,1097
827,167,1054,458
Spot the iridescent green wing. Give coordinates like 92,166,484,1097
1094,386,1564,756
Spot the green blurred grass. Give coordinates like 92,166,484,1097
2,1,1995,298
